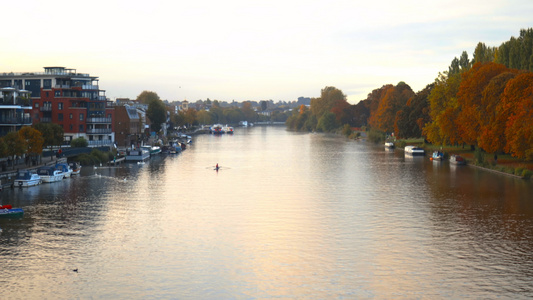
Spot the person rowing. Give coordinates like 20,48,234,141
215,163,219,171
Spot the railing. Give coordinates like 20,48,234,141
86,117,112,124
0,116,32,124
40,117,52,122
40,106,52,112
88,140,113,146
86,128,112,134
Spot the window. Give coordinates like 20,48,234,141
58,113,63,121
80,113,84,121
69,124,73,130
69,113,73,119
46,92,49,97
79,124,84,132
58,102,63,110
55,91,60,97
35,103,39,108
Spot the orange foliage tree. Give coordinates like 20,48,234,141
500,72,533,159
456,62,508,146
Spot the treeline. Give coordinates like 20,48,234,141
286,28,533,160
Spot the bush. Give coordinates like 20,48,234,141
71,137,88,148
514,167,524,176
397,140,407,149
90,149,108,164
78,153,95,166
342,124,352,137
522,169,533,179
474,147,485,165
368,129,386,144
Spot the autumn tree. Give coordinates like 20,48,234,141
18,127,44,165
241,101,256,122
500,72,533,159
456,62,509,146
4,131,26,168
369,82,414,133
196,110,212,125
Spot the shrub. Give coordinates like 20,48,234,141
71,137,88,148
342,124,352,137
90,149,108,164
474,147,485,165
368,129,386,144
522,169,533,179
514,167,524,176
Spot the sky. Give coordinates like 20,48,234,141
2,0,532,104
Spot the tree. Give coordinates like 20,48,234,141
183,108,197,127
146,99,167,132
4,131,26,168
71,137,88,148
241,101,256,122
500,72,533,159
18,127,44,164
316,112,337,132
369,83,414,133
136,91,160,105
196,110,212,125
33,123,64,148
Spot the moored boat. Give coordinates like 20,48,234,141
431,151,444,161
141,145,161,156
69,162,82,175
385,141,395,148
210,124,223,134
223,125,234,134
14,170,41,187
405,145,425,156
450,154,466,165
0,205,23,218
36,166,64,183
55,163,73,178
125,148,150,162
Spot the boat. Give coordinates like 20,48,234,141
431,151,444,161
450,154,466,165
405,145,425,156
69,162,82,175
141,145,161,156
125,148,150,162
385,141,395,148
223,125,234,134
14,170,41,187
0,205,23,218
36,166,64,183
55,163,73,178
210,124,224,134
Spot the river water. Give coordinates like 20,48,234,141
1,126,533,299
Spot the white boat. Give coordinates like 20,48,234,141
450,154,466,165
210,124,224,134
14,170,41,187
55,163,73,178
141,145,161,156
125,148,150,161
69,162,82,175
223,125,234,134
405,145,425,156
385,141,395,148
431,151,444,161
36,166,64,183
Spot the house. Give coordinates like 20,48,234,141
0,66,114,146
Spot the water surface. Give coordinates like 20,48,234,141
1,126,533,299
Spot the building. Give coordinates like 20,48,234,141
0,67,114,146
114,105,142,148
0,87,32,136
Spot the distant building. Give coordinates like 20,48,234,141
297,97,311,105
0,87,33,136
0,66,114,146
114,105,141,148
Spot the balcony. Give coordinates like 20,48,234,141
40,106,53,112
88,140,113,147
86,128,112,134
40,117,52,122
87,117,112,124
0,116,32,125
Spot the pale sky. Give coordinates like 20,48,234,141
2,0,532,103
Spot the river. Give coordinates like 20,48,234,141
1,126,533,299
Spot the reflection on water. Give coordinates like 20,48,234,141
1,126,533,299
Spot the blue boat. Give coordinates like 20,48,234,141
0,206,24,218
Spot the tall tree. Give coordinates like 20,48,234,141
136,91,160,105
146,99,167,132
18,127,44,164
33,123,64,148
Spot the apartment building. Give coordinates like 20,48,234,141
0,66,114,146
0,87,32,136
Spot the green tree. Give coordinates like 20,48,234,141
4,131,26,168
147,99,167,132
33,122,64,148
316,112,337,132
71,137,88,147
197,110,212,125
136,91,160,105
